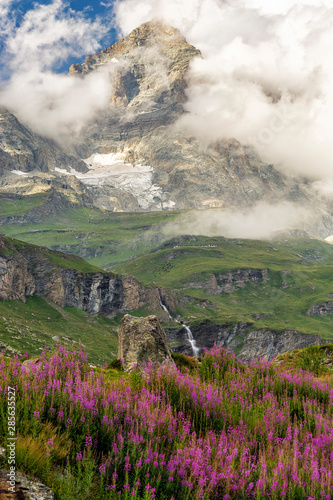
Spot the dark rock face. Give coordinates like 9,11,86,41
235,329,324,362
171,319,325,362
191,320,253,354
118,314,174,372
165,326,197,355
307,301,333,316
211,269,269,294
0,235,178,317
0,106,86,176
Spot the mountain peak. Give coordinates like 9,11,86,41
122,19,186,45
69,20,200,78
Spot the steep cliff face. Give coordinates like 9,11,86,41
168,319,325,362
70,21,199,121
0,236,36,301
0,106,87,175
0,234,176,317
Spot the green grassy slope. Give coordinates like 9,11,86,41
0,296,118,364
6,236,103,273
0,204,180,268
0,193,47,216
117,236,333,340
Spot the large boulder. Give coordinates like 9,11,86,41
118,314,174,372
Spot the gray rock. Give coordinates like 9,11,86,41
307,301,333,316
0,469,53,499
183,319,325,362
214,268,269,294
0,105,86,177
0,235,179,318
235,329,324,362
118,314,174,372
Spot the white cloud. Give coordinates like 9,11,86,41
114,0,333,181
0,0,115,141
6,0,105,72
0,64,115,140
161,202,311,240
0,0,16,52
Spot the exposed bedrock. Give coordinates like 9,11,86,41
166,319,325,361
0,235,178,317
307,301,333,316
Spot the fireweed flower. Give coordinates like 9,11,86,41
1,344,333,499
85,436,93,448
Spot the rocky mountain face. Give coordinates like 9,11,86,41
0,234,177,316
0,22,332,236
0,106,87,176
67,21,326,221
167,320,325,362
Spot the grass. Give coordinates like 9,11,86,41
275,344,333,376
5,235,104,273
0,296,118,365
0,204,182,268
0,193,47,216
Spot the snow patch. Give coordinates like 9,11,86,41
72,153,176,210
54,167,70,175
11,170,28,176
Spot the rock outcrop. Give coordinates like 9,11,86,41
167,319,325,362
0,234,179,317
118,314,174,372
0,469,53,500
185,269,270,294
307,301,333,316
235,329,324,362
0,106,86,176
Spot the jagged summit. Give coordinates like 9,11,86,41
69,20,200,79
70,20,200,117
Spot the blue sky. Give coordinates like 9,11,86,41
17,0,112,21
0,0,119,75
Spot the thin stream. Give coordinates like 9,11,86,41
159,298,200,356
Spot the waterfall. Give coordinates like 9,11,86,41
183,324,200,357
159,300,173,320
159,296,200,356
